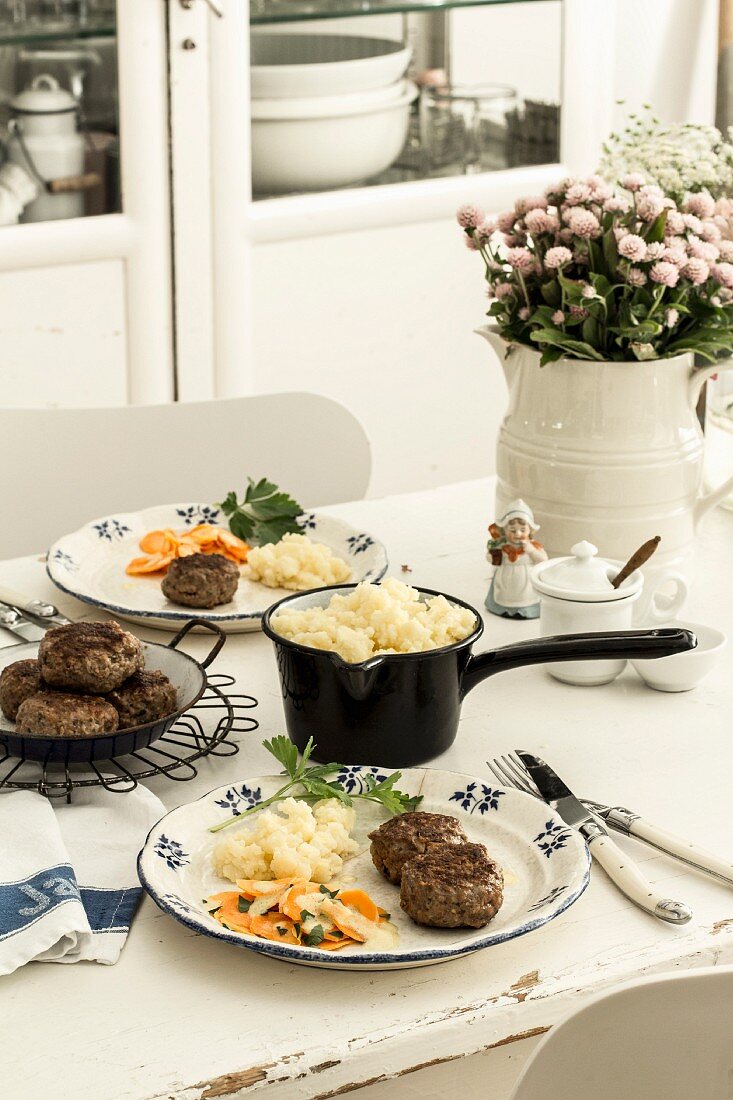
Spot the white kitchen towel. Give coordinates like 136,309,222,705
0,782,164,975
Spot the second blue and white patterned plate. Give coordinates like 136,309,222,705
138,766,591,971
47,503,388,633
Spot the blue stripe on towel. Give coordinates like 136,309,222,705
0,864,80,941
0,864,142,940
80,886,141,933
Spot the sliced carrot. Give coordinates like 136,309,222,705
319,898,379,943
338,889,379,924
279,882,320,922
125,552,175,575
319,936,356,951
188,524,220,545
235,878,296,898
139,529,176,554
249,912,300,944
210,894,252,933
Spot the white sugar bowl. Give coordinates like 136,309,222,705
531,540,688,686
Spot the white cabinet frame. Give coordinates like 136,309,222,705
0,0,173,405
169,0,619,400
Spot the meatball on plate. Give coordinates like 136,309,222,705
138,764,590,971
46,502,387,632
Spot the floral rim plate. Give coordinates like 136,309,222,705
47,503,388,633
137,766,591,971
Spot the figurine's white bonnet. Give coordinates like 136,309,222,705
498,499,540,532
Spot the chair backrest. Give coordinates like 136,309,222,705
510,965,733,1100
0,393,371,557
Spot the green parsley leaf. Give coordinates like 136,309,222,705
238,896,251,913
218,477,304,546
329,929,344,939
318,885,339,897
303,924,325,947
300,909,315,922
263,735,299,780
277,926,287,936
208,905,221,916
293,922,301,936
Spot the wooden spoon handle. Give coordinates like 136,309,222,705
611,536,661,589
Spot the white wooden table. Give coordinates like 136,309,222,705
4,478,733,1100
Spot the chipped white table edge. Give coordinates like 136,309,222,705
3,478,733,1100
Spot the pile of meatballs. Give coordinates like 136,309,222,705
368,811,504,929
0,621,177,737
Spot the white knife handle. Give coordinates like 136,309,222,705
585,829,692,924
629,818,733,887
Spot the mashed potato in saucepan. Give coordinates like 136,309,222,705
246,533,351,591
213,797,358,884
270,577,477,663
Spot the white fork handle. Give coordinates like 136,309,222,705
586,831,692,924
629,819,733,887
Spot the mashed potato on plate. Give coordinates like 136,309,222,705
213,797,358,884
246,533,351,591
271,577,477,663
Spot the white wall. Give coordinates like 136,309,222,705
251,217,502,497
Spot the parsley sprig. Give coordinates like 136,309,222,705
208,736,422,834
218,477,304,546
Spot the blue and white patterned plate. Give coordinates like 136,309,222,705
47,503,388,633
138,766,590,971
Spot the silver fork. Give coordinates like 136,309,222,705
488,752,693,923
488,753,733,889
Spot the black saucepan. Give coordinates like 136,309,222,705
0,619,225,764
262,585,696,768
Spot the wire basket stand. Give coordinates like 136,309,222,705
0,673,258,802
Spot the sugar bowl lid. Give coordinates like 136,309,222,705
531,540,643,603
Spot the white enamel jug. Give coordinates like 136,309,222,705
477,325,733,582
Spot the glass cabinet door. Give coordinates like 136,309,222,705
0,0,119,224
248,0,561,200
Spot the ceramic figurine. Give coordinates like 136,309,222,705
485,499,547,619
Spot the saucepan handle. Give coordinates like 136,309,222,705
168,618,227,669
461,628,697,697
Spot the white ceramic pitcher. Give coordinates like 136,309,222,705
477,325,733,582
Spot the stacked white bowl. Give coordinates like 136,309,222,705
250,33,415,195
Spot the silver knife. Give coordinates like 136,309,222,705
0,603,47,643
0,586,70,627
517,750,692,925
584,800,733,887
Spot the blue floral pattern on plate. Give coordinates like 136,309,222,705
51,549,77,572
297,512,317,531
153,835,189,871
346,534,375,555
527,885,568,912
335,765,388,794
175,505,221,525
534,819,572,858
450,782,504,814
214,783,263,816
93,519,130,541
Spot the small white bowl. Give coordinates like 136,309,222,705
250,34,412,99
251,83,417,195
631,621,727,692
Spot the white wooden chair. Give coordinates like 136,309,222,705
509,965,733,1100
0,393,371,557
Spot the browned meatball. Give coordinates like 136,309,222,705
161,553,239,609
16,692,119,738
38,621,143,694
0,659,41,721
368,811,468,884
400,842,504,929
107,669,178,728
